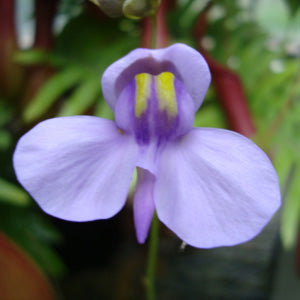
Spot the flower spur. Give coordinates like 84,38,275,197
13,43,281,248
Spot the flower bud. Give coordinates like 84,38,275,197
90,0,161,19
123,0,160,19
90,0,124,18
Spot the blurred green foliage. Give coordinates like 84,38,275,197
286,0,300,15
0,178,30,206
17,14,139,122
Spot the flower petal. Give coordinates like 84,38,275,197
154,128,281,248
102,43,211,111
114,71,195,144
133,168,155,243
13,116,138,221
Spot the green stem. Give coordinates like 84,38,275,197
146,213,159,300
145,8,160,300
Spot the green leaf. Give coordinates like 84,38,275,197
0,130,11,151
280,163,300,249
14,49,65,67
0,178,30,206
194,93,226,129
0,101,12,126
20,231,65,277
94,97,114,120
57,77,101,116
274,139,300,249
23,66,83,122
14,49,51,65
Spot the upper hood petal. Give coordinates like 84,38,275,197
101,43,211,111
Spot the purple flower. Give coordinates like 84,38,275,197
13,43,281,248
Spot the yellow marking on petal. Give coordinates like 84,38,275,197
135,73,152,118
155,72,177,117
117,128,124,135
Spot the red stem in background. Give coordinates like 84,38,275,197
0,233,56,300
202,54,256,136
21,0,58,110
0,0,23,100
141,0,174,48
194,3,255,137
155,0,171,48
141,17,152,49
34,0,58,49
0,0,16,43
